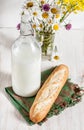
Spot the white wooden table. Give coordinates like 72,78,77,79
0,28,84,130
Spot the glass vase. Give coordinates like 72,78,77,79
36,32,55,60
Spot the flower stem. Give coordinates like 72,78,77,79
60,11,69,23
60,4,77,23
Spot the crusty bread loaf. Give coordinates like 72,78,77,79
29,64,69,123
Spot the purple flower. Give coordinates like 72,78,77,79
42,4,50,11
65,23,72,30
17,23,20,30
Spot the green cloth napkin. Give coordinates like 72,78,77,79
5,67,84,125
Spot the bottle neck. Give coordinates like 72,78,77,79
20,15,34,36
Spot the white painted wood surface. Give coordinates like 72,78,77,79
0,28,84,130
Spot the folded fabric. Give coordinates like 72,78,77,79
5,67,84,125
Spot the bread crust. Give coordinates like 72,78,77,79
29,64,69,123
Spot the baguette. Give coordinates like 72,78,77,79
29,64,69,123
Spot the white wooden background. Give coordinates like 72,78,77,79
0,0,84,130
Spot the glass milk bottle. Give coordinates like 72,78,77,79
12,15,41,97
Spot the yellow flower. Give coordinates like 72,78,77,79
55,14,60,18
33,12,38,16
41,0,45,5
26,2,33,8
39,23,43,28
56,1,61,5
67,5,71,11
54,55,60,60
51,8,58,14
63,0,69,3
53,24,59,30
63,11,66,15
32,24,36,29
42,12,49,18
74,11,78,14
74,5,81,11
61,0,84,11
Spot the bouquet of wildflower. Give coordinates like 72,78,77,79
19,0,84,56
22,0,84,31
